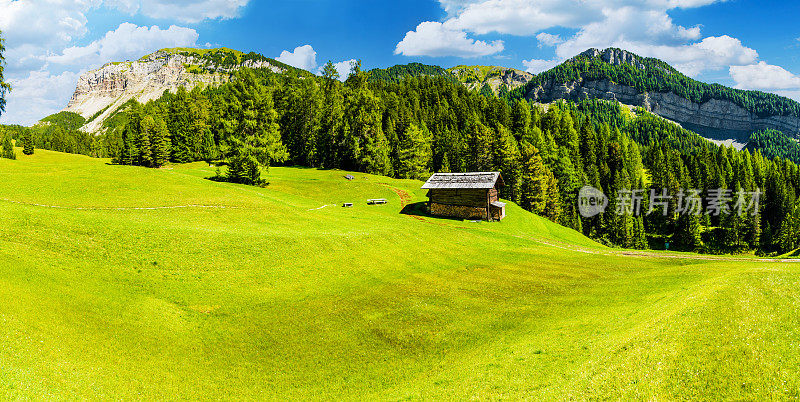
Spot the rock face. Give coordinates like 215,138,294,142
526,79,800,141
448,66,533,93
526,48,800,141
65,50,284,132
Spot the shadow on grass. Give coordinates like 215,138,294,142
400,202,470,222
205,174,269,188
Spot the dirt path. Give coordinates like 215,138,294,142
381,185,412,208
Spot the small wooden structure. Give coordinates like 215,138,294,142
422,172,506,221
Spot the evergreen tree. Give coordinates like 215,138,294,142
199,128,216,164
151,117,171,168
494,125,522,202
136,116,154,167
321,61,340,92
1,130,14,159
22,131,34,155
396,123,432,180
224,69,288,184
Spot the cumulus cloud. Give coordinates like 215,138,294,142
317,59,358,81
47,23,199,68
439,0,721,36
401,0,754,77
730,62,800,91
276,45,318,71
105,0,250,23
0,70,82,126
536,33,563,48
0,0,93,74
522,58,561,74
395,21,504,57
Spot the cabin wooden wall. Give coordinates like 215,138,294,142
488,188,498,203
428,189,489,208
430,203,487,220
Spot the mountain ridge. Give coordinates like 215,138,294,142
520,47,800,142
57,46,800,142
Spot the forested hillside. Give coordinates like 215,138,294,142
747,129,800,163
514,48,800,119
7,60,800,255
367,62,455,83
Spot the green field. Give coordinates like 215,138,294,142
1,149,799,399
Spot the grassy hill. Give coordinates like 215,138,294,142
1,150,799,398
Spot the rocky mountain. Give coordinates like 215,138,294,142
365,63,532,95
447,65,533,93
64,48,294,132
523,48,800,145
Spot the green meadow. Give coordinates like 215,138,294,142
1,149,799,399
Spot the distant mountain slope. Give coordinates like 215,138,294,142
447,65,532,93
365,63,532,95
366,63,455,83
517,48,800,142
746,129,800,163
64,48,304,132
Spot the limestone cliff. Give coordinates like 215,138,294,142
64,48,287,132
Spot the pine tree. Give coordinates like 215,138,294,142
520,142,560,221
468,123,494,171
151,117,171,168
22,131,34,155
199,128,216,164
137,116,154,167
224,69,288,185
345,76,391,175
510,99,531,140
321,61,340,92
494,125,521,202
1,131,15,159
396,123,432,180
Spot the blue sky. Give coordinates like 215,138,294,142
2,0,800,125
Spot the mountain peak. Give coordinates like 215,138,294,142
576,48,647,69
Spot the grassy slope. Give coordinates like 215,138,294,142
0,150,799,399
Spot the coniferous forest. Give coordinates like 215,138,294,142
5,61,800,255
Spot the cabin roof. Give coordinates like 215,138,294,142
421,172,504,190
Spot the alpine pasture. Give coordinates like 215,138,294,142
1,149,799,399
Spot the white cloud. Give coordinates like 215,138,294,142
402,0,754,76
730,61,800,91
439,0,722,36
395,21,504,57
522,58,561,74
105,0,250,23
0,0,94,75
536,33,562,48
0,70,82,126
317,59,358,81
47,23,199,69
275,45,317,71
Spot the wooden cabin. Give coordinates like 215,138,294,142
421,172,506,221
